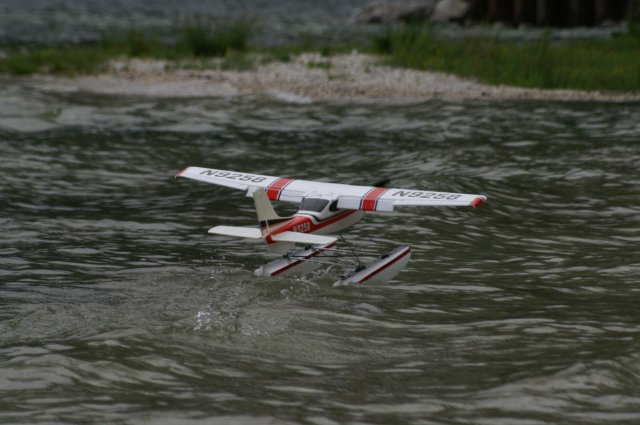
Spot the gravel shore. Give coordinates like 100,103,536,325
35,53,640,103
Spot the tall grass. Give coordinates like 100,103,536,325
0,17,255,75
373,25,640,92
100,28,165,57
177,17,253,57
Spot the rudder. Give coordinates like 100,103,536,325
253,188,290,236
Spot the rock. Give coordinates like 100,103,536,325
353,0,438,24
431,0,470,22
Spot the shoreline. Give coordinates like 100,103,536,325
28,53,640,104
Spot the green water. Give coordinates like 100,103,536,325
1,79,640,424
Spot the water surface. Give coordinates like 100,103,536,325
1,80,640,424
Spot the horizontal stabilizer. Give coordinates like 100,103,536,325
208,226,263,239
271,232,337,245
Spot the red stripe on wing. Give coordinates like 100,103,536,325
360,187,389,211
266,177,295,201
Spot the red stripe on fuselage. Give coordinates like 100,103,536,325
361,187,389,211
300,210,357,234
265,210,357,243
266,177,294,201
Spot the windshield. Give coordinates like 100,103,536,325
299,198,329,212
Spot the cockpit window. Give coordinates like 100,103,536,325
299,198,329,212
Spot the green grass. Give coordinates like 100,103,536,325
176,17,253,57
0,46,114,75
100,28,166,58
2,17,640,93
0,17,255,75
373,24,640,92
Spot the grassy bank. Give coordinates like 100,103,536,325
373,24,640,92
1,19,640,93
0,18,255,75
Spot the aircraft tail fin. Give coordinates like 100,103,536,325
253,188,290,236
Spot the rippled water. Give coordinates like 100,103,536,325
1,78,640,424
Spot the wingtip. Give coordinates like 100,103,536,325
471,196,486,208
175,167,188,178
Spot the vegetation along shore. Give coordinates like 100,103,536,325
2,18,640,102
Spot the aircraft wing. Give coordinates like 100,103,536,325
336,188,486,211
176,167,486,211
176,166,306,203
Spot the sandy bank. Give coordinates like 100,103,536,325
33,53,640,103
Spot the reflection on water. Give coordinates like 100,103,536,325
1,79,640,424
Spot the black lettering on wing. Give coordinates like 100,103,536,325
200,169,219,176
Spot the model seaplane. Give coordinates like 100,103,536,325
176,167,487,285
